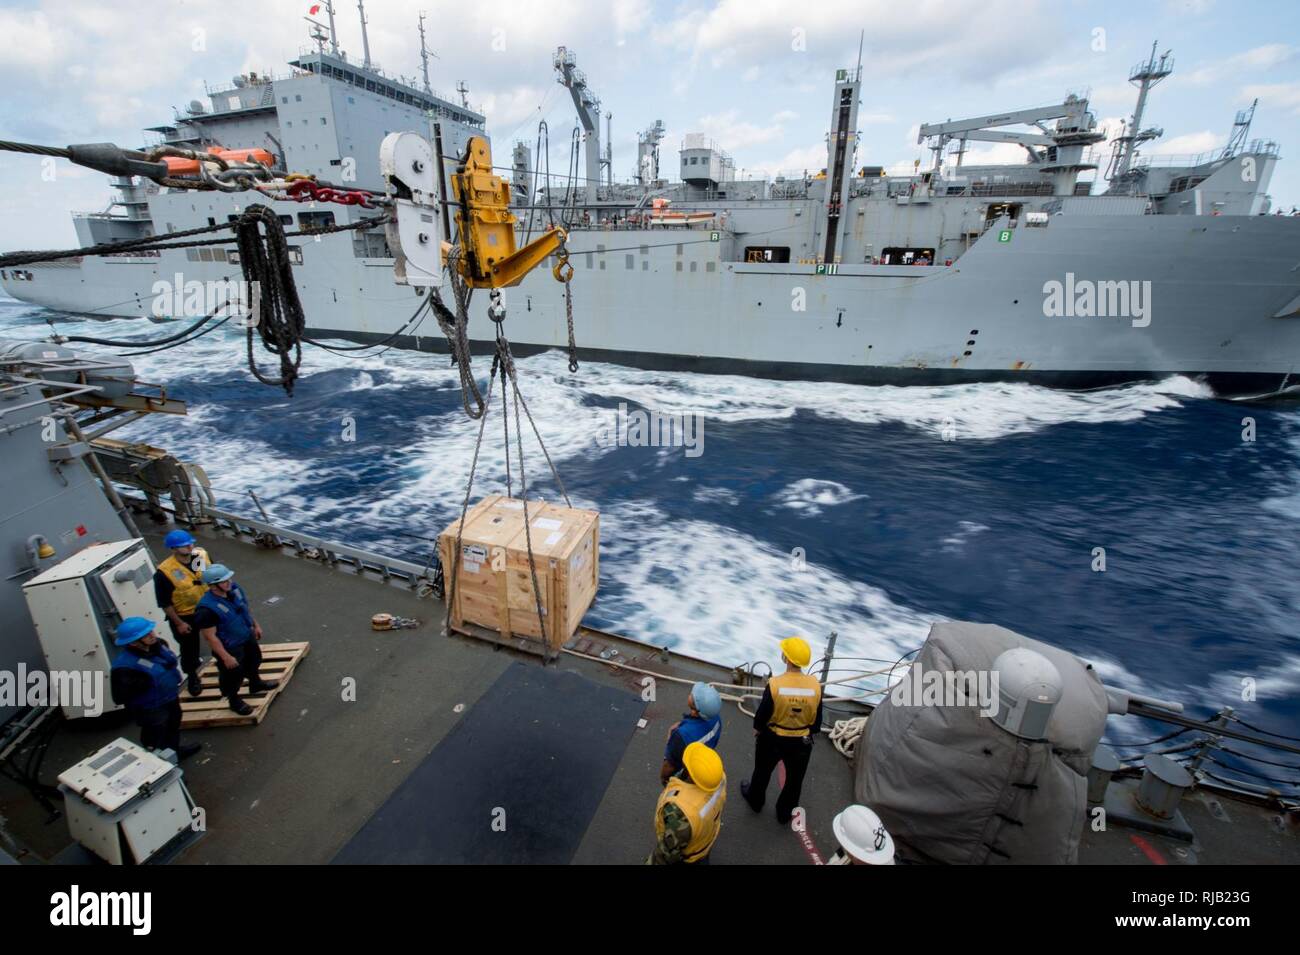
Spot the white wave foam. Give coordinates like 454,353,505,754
595,501,935,669
941,520,990,551
773,478,865,515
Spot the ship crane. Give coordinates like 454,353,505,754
553,47,603,204
918,96,1105,196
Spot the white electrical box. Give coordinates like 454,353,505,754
58,737,198,865
21,538,173,719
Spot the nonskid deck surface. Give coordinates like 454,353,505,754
0,528,853,865
1,527,1294,865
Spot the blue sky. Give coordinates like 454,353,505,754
1,0,1298,248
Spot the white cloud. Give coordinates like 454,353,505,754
1242,82,1300,116
1143,130,1225,157
653,0,1057,84
751,142,827,178
691,109,788,150
479,85,549,130
1186,44,1294,85
955,141,1031,165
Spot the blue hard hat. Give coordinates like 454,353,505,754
115,616,157,646
201,563,234,585
690,682,722,719
164,529,196,549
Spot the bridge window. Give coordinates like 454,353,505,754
299,211,336,230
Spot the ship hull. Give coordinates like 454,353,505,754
310,325,1295,397
5,206,1299,398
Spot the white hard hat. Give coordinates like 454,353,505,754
832,805,895,865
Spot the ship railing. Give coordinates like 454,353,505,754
1102,703,1299,808
118,475,443,596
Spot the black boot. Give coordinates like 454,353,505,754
187,673,203,697
248,678,280,694
740,780,761,813
178,742,202,760
228,698,253,716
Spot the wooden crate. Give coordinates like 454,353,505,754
178,641,310,728
439,495,599,651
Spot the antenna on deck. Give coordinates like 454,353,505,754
357,0,372,69
856,29,864,81
304,1,337,56
457,81,470,108
417,12,437,94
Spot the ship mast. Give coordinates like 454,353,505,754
418,12,435,94
304,2,338,56
357,0,373,69
324,0,339,56
1108,42,1173,179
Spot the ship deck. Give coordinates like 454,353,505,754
2,527,1296,865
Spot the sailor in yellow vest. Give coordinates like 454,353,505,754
649,742,727,865
152,529,211,697
740,636,825,825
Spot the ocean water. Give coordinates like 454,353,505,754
4,294,1299,777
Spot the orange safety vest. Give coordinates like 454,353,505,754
767,671,822,737
655,776,726,863
158,547,210,615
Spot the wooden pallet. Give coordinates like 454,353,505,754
178,641,311,728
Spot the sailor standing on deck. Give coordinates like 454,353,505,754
110,616,201,760
194,564,279,715
649,742,727,865
741,636,825,825
660,682,723,785
153,529,211,697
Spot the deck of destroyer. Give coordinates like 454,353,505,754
0,527,1294,865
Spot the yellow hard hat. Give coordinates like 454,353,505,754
682,741,724,792
780,636,812,668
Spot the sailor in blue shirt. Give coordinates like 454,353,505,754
109,616,201,760
194,564,279,716
660,682,724,785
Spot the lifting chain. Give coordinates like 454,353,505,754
552,241,580,373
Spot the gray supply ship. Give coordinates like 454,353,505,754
2,9,1298,398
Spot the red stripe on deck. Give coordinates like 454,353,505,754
1129,834,1167,865
777,760,826,865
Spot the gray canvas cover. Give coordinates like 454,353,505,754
856,621,1108,864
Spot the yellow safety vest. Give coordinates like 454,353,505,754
767,671,822,737
159,547,210,615
655,775,727,863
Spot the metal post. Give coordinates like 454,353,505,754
247,489,281,548
63,416,142,539
433,123,452,244
819,630,837,686
1186,706,1230,776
